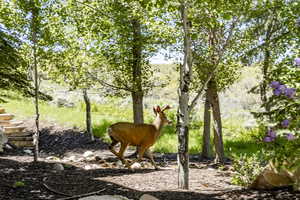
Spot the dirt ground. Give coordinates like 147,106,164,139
0,120,299,200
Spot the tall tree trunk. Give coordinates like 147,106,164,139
261,17,273,114
131,91,144,124
31,0,40,162
129,18,144,158
261,47,271,114
201,90,211,159
83,89,94,141
207,79,224,163
131,18,144,124
177,2,192,190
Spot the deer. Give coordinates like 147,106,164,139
108,105,171,170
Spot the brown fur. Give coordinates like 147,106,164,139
108,105,171,170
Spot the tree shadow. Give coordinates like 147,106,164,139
0,157,222,200
1,157,299,200
37,127,109,155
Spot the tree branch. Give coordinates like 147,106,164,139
73,0,118,22
242,31,290,58
189,18,239,112
87,72,132,92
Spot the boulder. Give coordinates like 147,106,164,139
53,163,64,171
251,160,300,191
131,162,142,169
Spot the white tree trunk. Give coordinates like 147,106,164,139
31,0,40,162
177,1,192,190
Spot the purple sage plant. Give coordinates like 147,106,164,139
264,136,274,142
273,88,281,96
285,88,296,98
270,81,281,89
281,119,290,128
279,84,287,93
267,129,277,138
295,57,300,66
286,133,295,141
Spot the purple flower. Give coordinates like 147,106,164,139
279,84,287,93
286,133,295,141
285,88,296,98
267,129,277,138
264,136,274,142
281,119,290,128
273,88,282,96
295,58,300,66
270,81,281,89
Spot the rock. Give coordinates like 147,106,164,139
85,156,96,162
83,164,99,170
53,163,64,171
68,155,77,162
141,161,152,168
101,162,111,168
83,151,94,158
62,155,79,162
115,160,123,168
140,194,160,200
79,195,132,200
84,165,92,170
131,162,142,169
46,156,60,161
23,149,33,155
251,160,300,191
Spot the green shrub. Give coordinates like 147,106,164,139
231,152,267,186
93,120,112,142
13,181,25,188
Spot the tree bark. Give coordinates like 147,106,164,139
201,90,211,159
177,2,192,190
31,0,40,162
207,79,224,163
131,91,144,124
83,89,94,141
261,17,274,114
131,19,144,124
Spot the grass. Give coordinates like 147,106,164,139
1,96,261,158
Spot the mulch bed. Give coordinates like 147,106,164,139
0,122,299,200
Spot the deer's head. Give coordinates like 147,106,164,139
153,105,172,125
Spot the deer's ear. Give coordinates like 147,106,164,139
156,106,161,113
162,105,171,111
153,107,157,115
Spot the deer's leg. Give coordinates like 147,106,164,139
128,145,147,168
109,137,129,166
109,136,119,156
145,149,158,170
117,142,129,166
